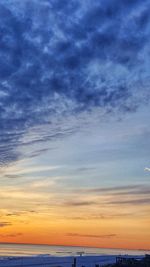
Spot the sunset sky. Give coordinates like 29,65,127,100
0,0,150,250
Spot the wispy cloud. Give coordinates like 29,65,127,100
80,184,150,196
83,185,141,193
67,233,117,239
110,198,150,205
0,222,12,228
0,233,22,237
5,210,38,217
65,184,150,209
144,167,150,172
64,201,96,207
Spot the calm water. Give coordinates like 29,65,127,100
0,243,149,257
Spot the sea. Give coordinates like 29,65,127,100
0,243,149,257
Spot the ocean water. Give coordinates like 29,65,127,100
0,243,149,257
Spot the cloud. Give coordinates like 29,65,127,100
110,198,150,205
0,233,22,237
69,184,150,208
65,201,96,207
67,233,116,239
144,167,150,172
0,222,12,227
5,210,38,217
81,185,150,196
5,212,21,217
84,185,140,193
67,212,136,221
0,0,150,165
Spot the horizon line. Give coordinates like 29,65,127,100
0,242,149,252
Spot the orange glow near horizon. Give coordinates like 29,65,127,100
1,207,150,250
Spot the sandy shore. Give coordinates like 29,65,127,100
0,254,144,267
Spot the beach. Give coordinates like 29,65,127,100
0,244,147,267
0,254,145,267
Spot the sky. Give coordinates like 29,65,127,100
0,0,150,250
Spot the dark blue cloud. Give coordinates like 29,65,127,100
0,0,150,165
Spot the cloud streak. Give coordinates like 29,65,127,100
67,233,117,239
64,201,96,207
0,222,12,228
144,167,150,172
66,184,150,208
0,233,22,237
80,184,150,196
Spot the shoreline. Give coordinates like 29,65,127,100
0,254,145,267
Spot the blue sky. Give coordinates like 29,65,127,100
0,0,150,248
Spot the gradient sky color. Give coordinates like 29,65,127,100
0,0,150,250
